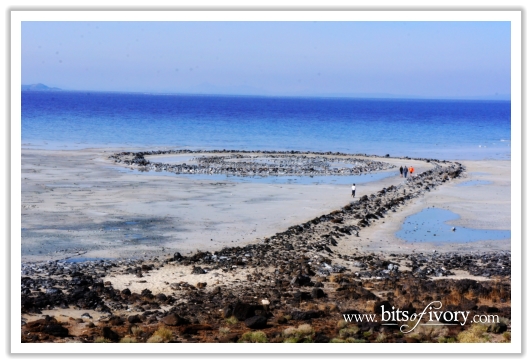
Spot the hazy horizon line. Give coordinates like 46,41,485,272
21,83,511,102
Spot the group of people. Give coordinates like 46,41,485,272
399,165,414,178
351,165,415,198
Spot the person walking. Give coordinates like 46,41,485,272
403,165,408,178
351,183,356,198
409,166,414,177
399,166,403,177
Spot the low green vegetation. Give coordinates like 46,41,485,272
457,324,489,343
219,327,231,335
147,335,164,343
338,326,360,339
154,327,173,341
282,324,315,343
130,325,143,337
238,331,268,343
119,337,137,343
94,336,111,343
225,316,239,325
502,332,511,342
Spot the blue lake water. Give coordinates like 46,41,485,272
396,208,511,244
22,91,511,161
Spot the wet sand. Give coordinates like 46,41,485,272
21,148,436,262
336,159,511,255
20,148,510,262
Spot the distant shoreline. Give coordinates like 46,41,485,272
21,87,511,102
20,144,512,162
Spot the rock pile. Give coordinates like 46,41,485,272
109,150,397,177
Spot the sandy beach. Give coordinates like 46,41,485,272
21,148,510,262
20,148,512,344
339,159,511,255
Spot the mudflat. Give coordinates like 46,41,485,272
19,148,512,345
21,148,510,262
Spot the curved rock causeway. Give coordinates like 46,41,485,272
21,151,511,344
109,149,400,177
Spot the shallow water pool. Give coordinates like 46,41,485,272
396,208,510,244
63,257,114,263
111,166,397,185
456,180,492,187
182,170,397,185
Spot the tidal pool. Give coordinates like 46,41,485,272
456,180,492,187
396,208,510,244
111,166,397,185
182,170,397,185
63,257,114,263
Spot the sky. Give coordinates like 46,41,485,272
21,21,511,99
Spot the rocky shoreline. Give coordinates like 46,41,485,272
21,152,511,344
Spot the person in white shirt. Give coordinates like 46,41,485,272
351,183,356,198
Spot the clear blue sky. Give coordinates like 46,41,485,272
21,21,510,99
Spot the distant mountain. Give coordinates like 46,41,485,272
22,83,62,91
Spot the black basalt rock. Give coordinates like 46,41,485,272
102,327,120,342
291,310,323,321
41,322,69,337
244,315,268,329
232,301,257,321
